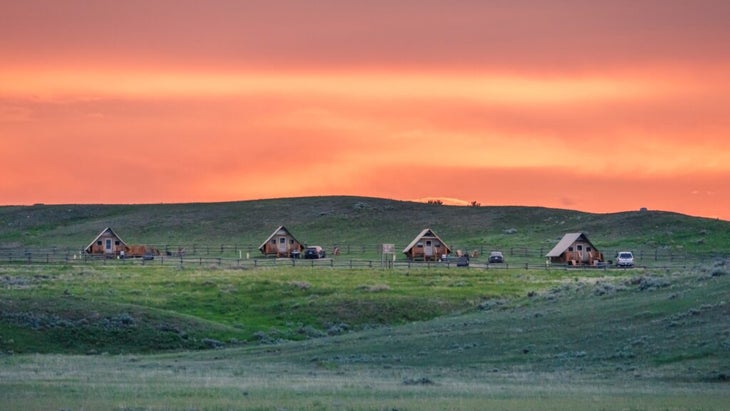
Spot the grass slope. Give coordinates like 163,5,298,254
1,197,729,409
1,260,728,410
0,263,570,354
2,196,729,258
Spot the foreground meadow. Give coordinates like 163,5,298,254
1,260,728,410
0,262,579,353
2,351,728,411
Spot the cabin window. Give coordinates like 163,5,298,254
280,238,286,244
568,246,573,252
587,247,592,251
271,239,276,244
577,245,583,251
115,241,120,246
434,242,440,247
416,242,423,247
290,239,294,244
97,241,102,245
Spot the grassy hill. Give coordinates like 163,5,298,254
1,197,729,409
2,196,729,259
1,261,728,410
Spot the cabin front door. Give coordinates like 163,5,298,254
104,238,113,254
424,240,433,258
576,244,588,263
277,237,287,254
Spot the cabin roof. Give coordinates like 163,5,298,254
545,232,596,257
402,228,450,254
258,225,300,251
84,227,127,251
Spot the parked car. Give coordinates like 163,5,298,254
615,251,634,267
304,246,326,259
488,251,505,263
442,255,470,267
456,255,470,267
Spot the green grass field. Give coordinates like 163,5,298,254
0,263,591,354
2,196,729,261
1,260,728,410
1,197,729,410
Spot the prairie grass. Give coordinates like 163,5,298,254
1,261,729,409
3,197,730,262
0,263,589,353
2,353,728,411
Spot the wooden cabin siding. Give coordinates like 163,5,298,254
548,236,604,265
403,228,451,261
404,236,449,261
259,226,303,257
261,238,302,257
86,233,126,256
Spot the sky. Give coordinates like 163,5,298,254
1,1,729,220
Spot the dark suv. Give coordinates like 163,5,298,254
304,246,326,259
488,251,505,263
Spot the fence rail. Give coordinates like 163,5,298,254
0,249,720,272
1,243,725,261
1,240,727,271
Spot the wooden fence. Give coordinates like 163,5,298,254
0,247,723,271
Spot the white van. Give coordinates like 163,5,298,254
615,251,634,267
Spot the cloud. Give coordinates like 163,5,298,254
2,1,730,70
1,1,729,220
352,165,730,219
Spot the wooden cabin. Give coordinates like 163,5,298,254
402,228,451,261
545,232,604,265
84,227,128,258
258,226,304,258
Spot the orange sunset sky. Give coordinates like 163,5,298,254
1,1,729,220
